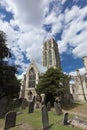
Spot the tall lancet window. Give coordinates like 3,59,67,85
29,68,36,88
44,52,47,66
49,50,52,65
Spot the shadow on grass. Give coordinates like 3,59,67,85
62,102,82,110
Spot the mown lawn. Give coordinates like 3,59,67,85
0,105,84,130
63,102,87,114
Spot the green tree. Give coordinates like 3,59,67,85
36,67,70,104
0,30,20,99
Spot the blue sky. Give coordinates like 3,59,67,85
0,0,87,77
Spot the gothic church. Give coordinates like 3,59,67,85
20,38,61,99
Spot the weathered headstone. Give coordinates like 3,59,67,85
70,116,87,129
4,111,16,130
35,102,40,108
41,104,49,130
35,95,41,108
62,112,68,125
36,95,41,102
55,96,61,103
33,96,35,105
0,97,7,117
54,102,62,115
28,91,33,102
21,98,27,109
28,101,34,113
47,102,51,111
28,96,36,113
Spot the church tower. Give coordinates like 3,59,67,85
42,38,61,69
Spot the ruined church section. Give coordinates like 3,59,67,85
70,56,87,102
20,38,61,100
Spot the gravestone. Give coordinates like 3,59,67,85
21,98,27,109
35,102,40,108
62,112,68,125
54,102,62,115
28,96,36,113
70,116,87,129
28,101,34,113
33,96,35,105
35,95,41,108
28,92,33,102
47,102,51,111
0,97,7,117
41,104,49,130
4,111,16,130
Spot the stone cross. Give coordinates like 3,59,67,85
4,111,16,130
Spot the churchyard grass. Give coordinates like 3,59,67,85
0,107,83,130
63,102,87,120
63,102,87,114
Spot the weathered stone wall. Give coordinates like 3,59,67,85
70,73,87,101
83,56,87,72
42,38,61,69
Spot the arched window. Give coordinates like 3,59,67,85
29,68,36,88
44,52,47,66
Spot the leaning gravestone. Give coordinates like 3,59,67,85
62,112,68,125
41,104,49,130
54,102,62,115
4,111,16,130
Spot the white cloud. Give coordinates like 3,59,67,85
69,67,86,76
0,0,48,27
58,5,87,58
0,0,87,75
0,0,51,72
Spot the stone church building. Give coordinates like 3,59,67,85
20,38,61,100
70,56,87,102
20,37,87,102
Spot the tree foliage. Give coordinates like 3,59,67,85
0,30,20,99
36,67,70,96
0,31,11,60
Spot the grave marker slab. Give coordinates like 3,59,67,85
4,111,16,130
62,112,68,125
21,99,27,109
0,97,7,117
28,101,34,113
54,102,62,115
70,116,87,129
41,104,49,130
47,102,51,111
